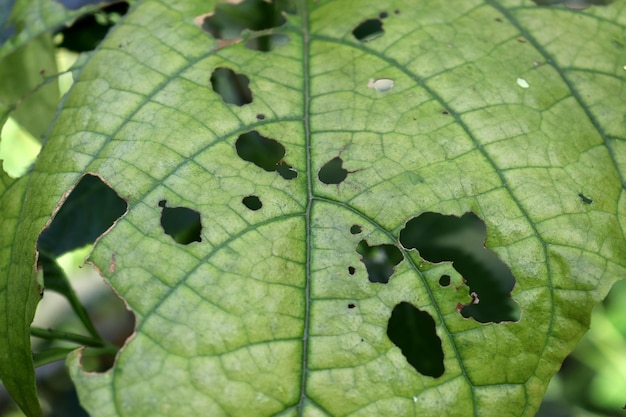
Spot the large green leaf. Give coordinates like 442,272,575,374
5,0,626,415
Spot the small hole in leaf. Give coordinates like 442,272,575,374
348,303,356,309
578,193,593,204
245,33,290,52
200,0,289,40
387,302,444,378
356,240,403,284
54,2,129,51
276,161,298,180
441,110,450,115
394,9,400,14
210,67,253,106
350,224,362,235
348,266,356,275
439,275,451,287
399,212,520,323
379,11,388,19
242,195,262,211
158,200,202,245
236,130,285,171
318,157,348,185
352,18,384,42
256,114,266,120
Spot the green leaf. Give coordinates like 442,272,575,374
0,171,42,417
7,0,626,416
0,33,59,141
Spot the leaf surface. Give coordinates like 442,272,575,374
8,0,626,416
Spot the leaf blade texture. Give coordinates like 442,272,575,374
5,0,626,416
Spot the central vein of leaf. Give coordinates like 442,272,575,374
299,2,313,416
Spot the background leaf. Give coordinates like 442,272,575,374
5,0,626,416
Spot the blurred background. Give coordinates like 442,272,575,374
1,1,625,416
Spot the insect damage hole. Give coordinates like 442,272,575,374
36,173,133,373
158,200,202,245
199,0,289,41
210,67,253,106
387,302,444,378
242,195,262,211
352,18,384,42
235,130,297,179
399,211,520,323
356,240,403,284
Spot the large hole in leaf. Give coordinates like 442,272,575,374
387,302,444,378
531,0,612,8
36,173,132,372
318,157,348,185
210,67,253,106
399,212,520,323
54,2,129,52
236,130,297,179
200,0,291,40
352,18,384,42
356,240,403,284
158,200,202,245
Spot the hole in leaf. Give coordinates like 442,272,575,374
531,0,612,8
38,174,128,257
256,113,266,120
352,18,384,42
348,303,356,309
399,212,520,323
210,67,253,106
356,240,403,284
439,275,451,287
318,157,348,185
158,200,202,245
276,161,298,180
578,193,593,204
54,2,129,52
200,0,290,40
36,174,131,373
242,195,262,211
379,11,388,19
236,130,296,179
245,33,290,52
387,302,444,378
348,266,356,275
350,224,362,235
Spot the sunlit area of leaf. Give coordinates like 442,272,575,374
0,117,41,178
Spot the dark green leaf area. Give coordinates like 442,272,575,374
210,67,253,106
201,0,291,40
158,200,202,245
38,174,127,257
356,240,403,284
236,130,286,172
318,157,348,185
387,301,444,378
352,18,384,42
399,212,520,323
